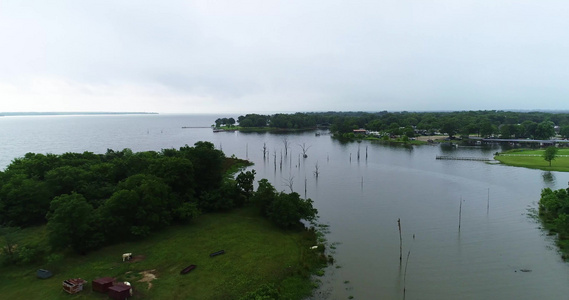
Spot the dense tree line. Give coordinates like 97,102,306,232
236,113,332,129
214,117,236,127
0,142,317,258
540,185,569,243
230,111,569,139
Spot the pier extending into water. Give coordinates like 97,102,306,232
436,156,492,161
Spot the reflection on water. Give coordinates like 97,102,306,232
542,171,556,187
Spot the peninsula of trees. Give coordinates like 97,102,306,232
225,111,569,139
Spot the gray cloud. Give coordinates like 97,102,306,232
1,0,569,113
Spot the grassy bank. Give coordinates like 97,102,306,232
495,149,569,172
0,207,326,299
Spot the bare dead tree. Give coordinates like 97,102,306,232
299,143,311,158
283,138,290,156
283,175,294,193
273,150,277,170
314,161,320,178
262,143,267,160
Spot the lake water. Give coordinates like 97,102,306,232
2,114,569,299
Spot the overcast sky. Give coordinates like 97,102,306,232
1,1,568,113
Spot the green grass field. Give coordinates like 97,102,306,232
495,148,569,172
0,208,325,299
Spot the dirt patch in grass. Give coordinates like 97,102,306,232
138,269,158,290
127,254,146,263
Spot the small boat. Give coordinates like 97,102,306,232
180,264,197,274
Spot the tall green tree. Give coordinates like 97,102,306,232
544,146,559,167
236,170,256,201
535,121,555,140
521,120,538,138
539,186,569,235
149,156,195,200
440,118,459,138
479,120,495,137
560,125,569,139
499,124,513,139
101,174,176,239
47,193,101,254
181,142,224,196
266,192,318,229
0,174,51,226
252,179,277,216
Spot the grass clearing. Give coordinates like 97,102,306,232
495,148,569,172
0,207,325,299
500,148,569,156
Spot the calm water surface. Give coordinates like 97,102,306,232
1,114,568,299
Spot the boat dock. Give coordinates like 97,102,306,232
436,156,492,161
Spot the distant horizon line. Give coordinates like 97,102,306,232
2,109,569,117
0,112,159,116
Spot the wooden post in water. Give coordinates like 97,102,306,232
366,146,368,160
398,218,402,262
357,145,360,161
403,250,411,300
487,188,490,214
304,177,307,199
280,150,283,171
350,153,352,163
459,197,463,231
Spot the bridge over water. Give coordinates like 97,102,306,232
468,137,569,145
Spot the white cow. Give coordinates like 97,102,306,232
310,246,318,250
124,281,133,296
122,253,133,261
